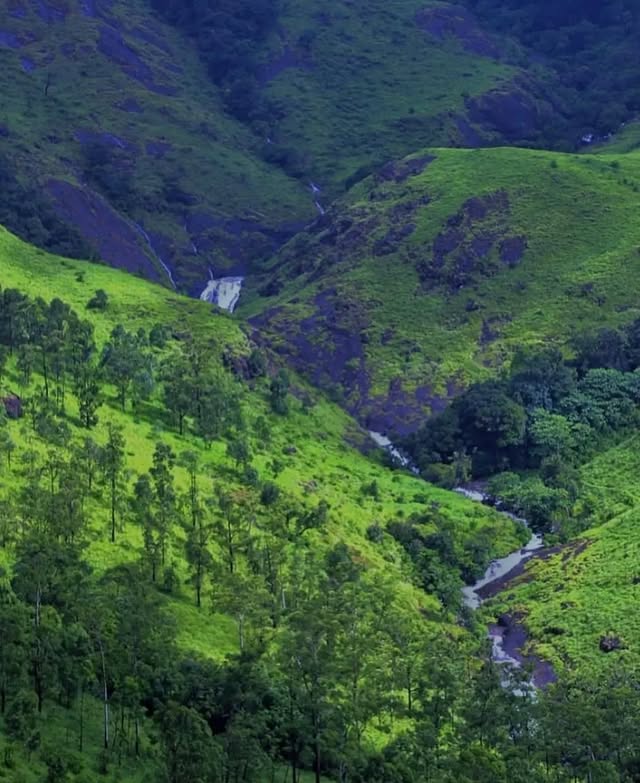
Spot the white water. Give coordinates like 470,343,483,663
364,429,545,687
455,486,544,688
369,431,419,474
456,486,543,611
200,274,244,313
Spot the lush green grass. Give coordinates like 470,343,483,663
0,0,551,286
591,121,640,155
0,226,526,778
0,224,518,656
242,145,640,426
484,432,640,676
261,0,518,192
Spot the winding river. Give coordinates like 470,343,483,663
455,486,551,686
368,432,552,687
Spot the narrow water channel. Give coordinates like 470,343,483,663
455,486,552,688
367,433,553,686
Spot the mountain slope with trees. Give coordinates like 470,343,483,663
0,0,568,290
0,225,534,782
240,144,640,434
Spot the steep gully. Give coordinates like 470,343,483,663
198,182,326,312
370,433,556,688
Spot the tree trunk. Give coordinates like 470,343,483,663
79,685,85,752
110,477,116,543
99,641,110,750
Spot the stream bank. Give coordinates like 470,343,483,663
455,486,557,688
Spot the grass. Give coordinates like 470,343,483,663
0,0,545,288
0,0,313,285
241,145,640,425
262,0,517,192
483,432,640,677
0,226,525,779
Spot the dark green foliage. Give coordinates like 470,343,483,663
269,369,290,415
101,325,155,411
408,321,640,532
86,289,109,312
259,481,280,506
466,0,640,138
149,0,280,123
246,348,266,379
0,154,94,259
6,284,640,782
82,143,136,213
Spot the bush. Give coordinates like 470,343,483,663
86,289,109,311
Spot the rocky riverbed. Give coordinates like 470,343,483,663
456,485,557,688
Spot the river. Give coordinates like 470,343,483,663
368,435,554,687
455,486,555,689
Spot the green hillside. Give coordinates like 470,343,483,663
256,0,550,191
0,0,564,290
241,145,640,433
0,226,527,781
0,0,313,288
486,432,640,677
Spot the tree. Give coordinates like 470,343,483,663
0,592,31,714
100,423,126,543
101,325,154,411
212,490,252,574
72,437,101,494
150,442,177,566
227,438,251,469
5,689,40,752
179,450,202,529
74,362,102,428
159,703,221,783
0,428,15,469
161,352,194,435
133,475,161,583
529,408,578,461
185,519,212,608
270,369,290,415
86,289,109,311
213,569,269,651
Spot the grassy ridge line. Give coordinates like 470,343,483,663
242,146,640,415
0,226,525,654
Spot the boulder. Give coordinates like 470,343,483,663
2,394,22,419
599,635,624,653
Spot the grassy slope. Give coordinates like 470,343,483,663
486,434,640,677
0,225,524,778
1,0,554,287
261,0,518,190
0,0,312,284
241,145,640,430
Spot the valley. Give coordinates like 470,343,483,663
2,0,640,781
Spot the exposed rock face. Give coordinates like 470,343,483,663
250,290,454,435
418,190,528,290
2,395,23,419
47,180,163,282
376,155,435,184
